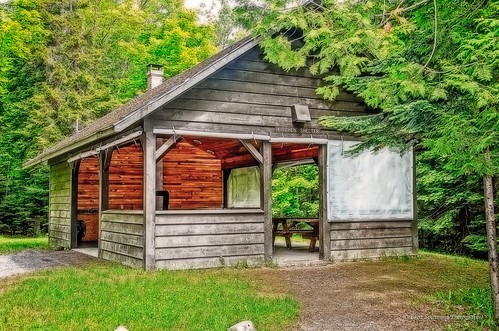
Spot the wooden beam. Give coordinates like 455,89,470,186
98,148,113,258
67,130,143,163
143,122,156,271
222,169,231,208
155,135,179,162
153,128,270,141
70,160,81,249
318,144,331,261
260,141,272,261
239,140,263,164
411,146,418,255
270,137,328,145
99,148,113,211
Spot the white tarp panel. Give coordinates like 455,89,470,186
328,140,413,221
227,166,261,208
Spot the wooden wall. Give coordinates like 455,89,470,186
150,47,368,136
155,211,265,269
100,211,144,268
49,161,72,248
329,221,415,261
162,141,223,209
109,144,144,210
77,157,99,241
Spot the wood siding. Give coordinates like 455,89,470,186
77,157,99,241
49,161,72,248
150,47,369,137
100,211,144,268
155,211,264,269
329,221,415,261
162,141,223,209
109,144,144,210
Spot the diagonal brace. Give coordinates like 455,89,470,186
240,139,263,164
155,136,179,162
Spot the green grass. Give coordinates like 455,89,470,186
0,263,298,331
0,235,49,254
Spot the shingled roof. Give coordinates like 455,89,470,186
24,36,260,167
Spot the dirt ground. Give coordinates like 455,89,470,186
0,250,485,330
250,262,481,331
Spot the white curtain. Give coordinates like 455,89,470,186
227,166,261,208
328,140,413,221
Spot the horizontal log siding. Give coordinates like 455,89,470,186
77,157,99,241
109,144,144,210
155,212,265,270
329,221,415,261
100,211,144,268
49,162,72,248
150,48,369,137
163,141,223,209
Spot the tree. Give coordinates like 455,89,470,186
236,0,498,319
0,0,217,235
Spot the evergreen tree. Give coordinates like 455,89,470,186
235,0,498,318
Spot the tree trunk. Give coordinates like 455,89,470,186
484,160,499,320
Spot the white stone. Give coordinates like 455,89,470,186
114,326,129,331
228,320,255,331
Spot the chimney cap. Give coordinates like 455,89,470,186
147,63,164,72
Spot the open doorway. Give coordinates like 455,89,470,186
74,157,100,254
271,143,321,265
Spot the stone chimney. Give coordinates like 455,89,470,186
147,64,164,90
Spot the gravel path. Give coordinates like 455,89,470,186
0,250,97,279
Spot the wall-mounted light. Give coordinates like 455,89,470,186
291,104,311,124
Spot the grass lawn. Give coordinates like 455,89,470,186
0,262,298,331
0,235,48,254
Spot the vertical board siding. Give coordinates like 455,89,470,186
150,47,369,135
155,212,264,269
109,144,144,210
49,162,72,248
329,221,415,261
77,157,99,241
100,211,144,268
162,141,223,209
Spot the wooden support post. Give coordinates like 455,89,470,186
156,137,164,210
261,141,273,261
70,160,81,248
99,148,113,211
411,146,418,254
98,148,112,258
143,124,156,270
223,169,231,208
318,144,331,261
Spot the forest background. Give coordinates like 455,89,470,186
0,0,497,260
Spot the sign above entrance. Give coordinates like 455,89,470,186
275,126,323,135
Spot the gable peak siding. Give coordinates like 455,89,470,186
149,47,368,136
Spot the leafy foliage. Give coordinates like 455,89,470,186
272,164,319,218
236,0,499,256
0,0,217,234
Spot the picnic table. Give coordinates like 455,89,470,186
272,217,319,252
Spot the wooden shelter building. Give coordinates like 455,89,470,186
25,37,418,270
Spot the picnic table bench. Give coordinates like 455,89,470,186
272,217,319,252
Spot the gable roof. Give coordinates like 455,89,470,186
24,36,260,168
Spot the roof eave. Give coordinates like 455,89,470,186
23,127,115,168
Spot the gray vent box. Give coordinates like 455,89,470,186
291,104,311,124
